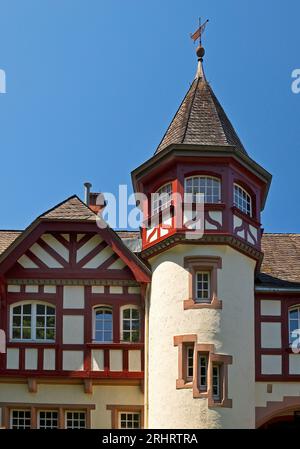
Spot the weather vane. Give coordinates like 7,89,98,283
191,18,209,48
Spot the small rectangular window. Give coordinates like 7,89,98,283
119,412,141,429
186,346,194,380
195,271,210,302
212,364,221,401
199,354,208,391
11,410,31,429
65,411,86,429
38,410,58,429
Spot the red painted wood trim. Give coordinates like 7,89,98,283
37,238,69,268
76,241,107,268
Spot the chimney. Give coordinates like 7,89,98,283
84,182,92,205
83,182,106,214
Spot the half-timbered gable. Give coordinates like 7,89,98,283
0,196,150,402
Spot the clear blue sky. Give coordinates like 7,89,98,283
0,0,299,232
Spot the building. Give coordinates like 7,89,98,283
0,42,300,430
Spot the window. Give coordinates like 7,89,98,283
234,183,252,216
185,176,221,204
184,256,222,310
289,307,300,347
186,346,194,380
94,306,113,342
38,411,58,429
10,410,31,429
212,364,221,401
119,412,141,429
11,302,55,341
196,271,210,302
152,182,172,215
65,411,86,429
199,354,208,391
121,307,140,342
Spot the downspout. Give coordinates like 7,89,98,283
144,283,150,429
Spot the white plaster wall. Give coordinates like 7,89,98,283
261,323,282,348
62,351,84,371
63,315,84,344
25,348,38,370
128,350,141,372
147,244,256,429
63,286,85,309
289,354,300,374
260,300,281,316
43,349,56,370
261,355,282,375
6,348,19,369
0,383,143,429
109,350,123,371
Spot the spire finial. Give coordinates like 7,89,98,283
190,18,209,79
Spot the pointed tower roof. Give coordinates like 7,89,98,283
155,48,247,155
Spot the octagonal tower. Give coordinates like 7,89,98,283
132,46,272,428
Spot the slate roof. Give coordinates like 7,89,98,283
155,62,246,155
257,234,300,289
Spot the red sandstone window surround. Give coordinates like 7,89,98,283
174,337,232,408
106,404,143,429
184,256,222,310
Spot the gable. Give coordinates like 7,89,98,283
0,223,150,283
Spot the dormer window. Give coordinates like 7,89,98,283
184,176,221,204
152,182,172,215
233,183,252,216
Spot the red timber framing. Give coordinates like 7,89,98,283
255,292,300,381
0,221,150,283
133,154,268,257
0,219,150,383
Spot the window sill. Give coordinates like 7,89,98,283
184,296,222,310
176,379,193,389
208,397,232,408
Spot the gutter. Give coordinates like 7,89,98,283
255,287,300,293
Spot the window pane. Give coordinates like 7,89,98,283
22,304,32,314
36,304,45,315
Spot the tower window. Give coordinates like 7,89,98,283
233,183,252,216
186,346,194,380
184,176,221,204
195,271,210,302
212,364,221,401
199,354,208,391
152,182,172,215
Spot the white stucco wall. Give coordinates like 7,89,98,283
147,244,256,429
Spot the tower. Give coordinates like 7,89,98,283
132,43,272,428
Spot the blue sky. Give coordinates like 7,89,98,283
0,0,299,231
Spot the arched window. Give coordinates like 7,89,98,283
94,306,113,342
152,182,172,215
184,176,221,204
289,306,300,347
233,183,252,216
121,306,140,342
11,302,55,341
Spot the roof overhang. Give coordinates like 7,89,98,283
131,143,272,210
